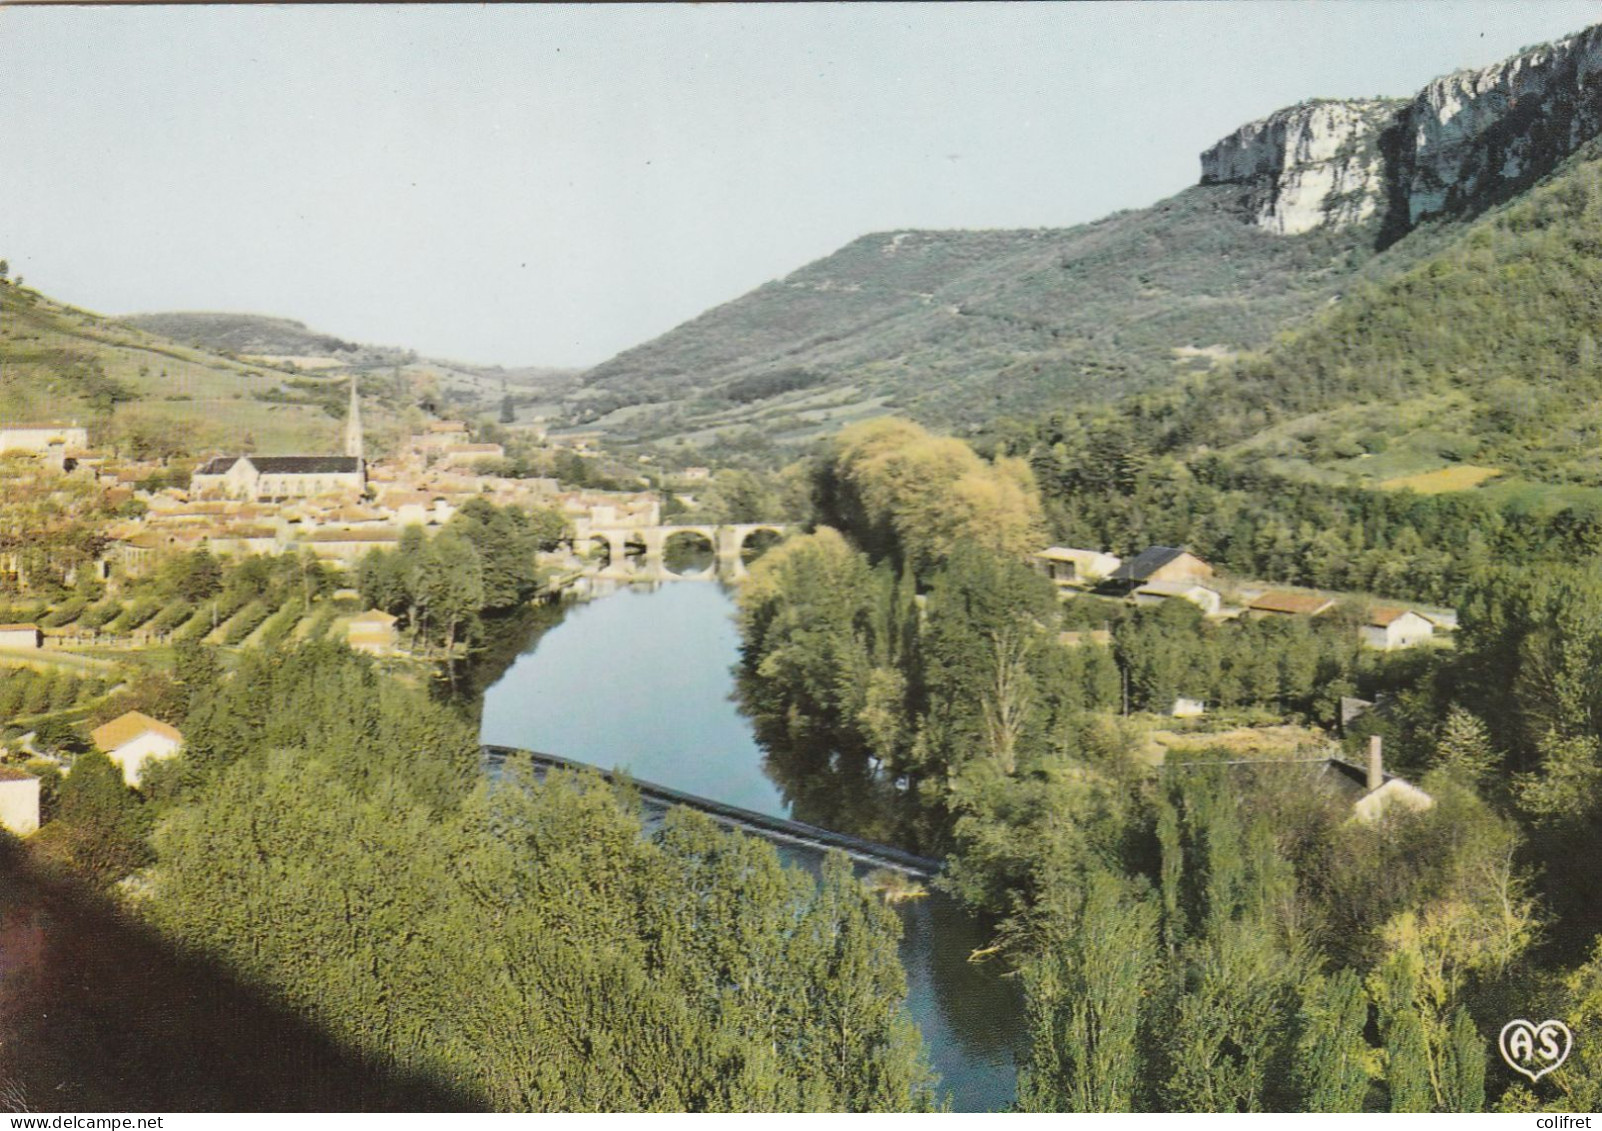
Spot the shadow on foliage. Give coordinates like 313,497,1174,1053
0,839,483,1113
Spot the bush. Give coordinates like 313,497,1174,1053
221,600,274,646
145,599,195,637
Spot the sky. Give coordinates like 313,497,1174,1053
3,2,1601,369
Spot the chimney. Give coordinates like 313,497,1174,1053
1367,735,1384,792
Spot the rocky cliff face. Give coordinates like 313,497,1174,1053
1200,100,1397,235
1202,23,1602,236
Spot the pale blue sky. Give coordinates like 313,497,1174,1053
3,2,1599,367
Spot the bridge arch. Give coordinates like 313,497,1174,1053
730,523,788,561
661,528,718,577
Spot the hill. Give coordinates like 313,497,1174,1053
122,310,583,427
120,311,394,365
569,22,1602,456
0,283,429,458
1051,135,1602,501
568,187,1407,448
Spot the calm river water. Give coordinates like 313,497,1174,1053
479,579,1026,1112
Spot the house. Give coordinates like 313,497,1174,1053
300,527,401,565
1109,547,1213,587
191,455,366,502
1361,606,1435,650
1167,735,1431,825
0,766,40,835
1132,580,1223,616
90,710,184,788
410,421,471,454
1332,736,1434,823
347,609,399,654
1247,590,1336,619
1033,547,1122,588
0,624,42,650
1170,697,1207,718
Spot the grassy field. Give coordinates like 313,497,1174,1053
1477,477,1602,515
0,283,427,457
1379,464,1503,493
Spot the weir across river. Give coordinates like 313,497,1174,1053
482,745,941,878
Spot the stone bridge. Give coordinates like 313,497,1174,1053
578,523,788,581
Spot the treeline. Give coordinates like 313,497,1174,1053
1011,763,1551,1112
741,421,1406,826
982,412,1602,607
26,635,934,1112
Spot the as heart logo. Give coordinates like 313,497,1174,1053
1499,1019,1573,1082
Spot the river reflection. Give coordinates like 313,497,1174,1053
475,581,1025,1112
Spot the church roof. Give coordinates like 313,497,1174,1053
195,456,240,476
248,456,363,475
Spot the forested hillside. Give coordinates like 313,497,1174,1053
569,185,1450,449
1122,138,1602,491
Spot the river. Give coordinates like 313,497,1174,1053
478,579,1026,1113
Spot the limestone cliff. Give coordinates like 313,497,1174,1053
1200,100,1398,235
1202,23,1602,236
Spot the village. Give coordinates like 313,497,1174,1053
0,390,1466,843
0,379,688,840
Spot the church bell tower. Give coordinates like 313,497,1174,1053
344,372,364,461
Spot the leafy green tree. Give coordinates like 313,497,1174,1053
417,531,484,654
1018,870,1158,1112
54,747,151,883
1433,707,1498,786
1439,1008,1486,1113
445,498,537,610
1292,969,1373,1112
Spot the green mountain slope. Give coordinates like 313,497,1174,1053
121,311,385,361
570,184,1457,450
1132,140,1602,495
0,283,375,457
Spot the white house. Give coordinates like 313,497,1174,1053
347,609,399,654
0,624,42,650
1032,547,1122,588
1360,606,1435,650
0,766,40,835
1132,580,1223,616
90,710,184,788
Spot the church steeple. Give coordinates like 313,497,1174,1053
344,372,364,461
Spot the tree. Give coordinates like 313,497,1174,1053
32,716,88,757
163,549,223,603
1434,707,1498,786
417,531,484,655
52,747,150,883
1293,969,1373,1112
445,499,536,610
1018,870,1158,1112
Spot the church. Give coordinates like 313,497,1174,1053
191,375,367,501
